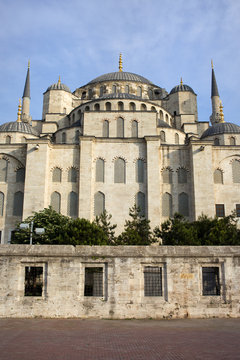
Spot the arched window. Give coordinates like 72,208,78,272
165,114,169,123
82,91,86,99
96,158,104,182
68,167,77,182
67,191,78,217
114,158,126,183
94,191,105,216
178,192,189,216
51,191,61,213
112,85,117,94
162,168,172,184
88,89,93,99
103,120,109,137
148,89,153,99
16,168,25,183
0,192,4,216
75,130,80,144
160,131,165,142
141,104,147,111
118,101,124,111
5,136,11,144
129,102,136,111
214,169,223,184
94,103,100,111
136,192,145,217
125,85,129,94
136,159,144,183
78,110,81,121
178,168,187,184
230,137,236,145
160,110,163,120
105,102,111,111
100,86,104,97
151,106,156,112
232,160,240,183
13,191,24,216
175,133,179,144
131,120,138,137
52,168,62,182
62,132,66,144
0,159,8,182
137,86,142,97
162,192,172,217
214,138,220,145
117,117,124,138
85,106,90,112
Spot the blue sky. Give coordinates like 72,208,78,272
0,0,240,126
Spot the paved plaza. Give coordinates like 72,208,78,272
0,318,239,360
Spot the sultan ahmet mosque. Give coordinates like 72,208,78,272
0,55,240,243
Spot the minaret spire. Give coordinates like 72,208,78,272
21,61,32,123
119,53,123,72
210,60,221,125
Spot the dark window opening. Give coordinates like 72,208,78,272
84,267,103,297
236,204,240,217
216,204,225,217
144,266,162,296
25,266,43,297
202,267,220,296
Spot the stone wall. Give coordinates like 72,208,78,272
0,245,239,319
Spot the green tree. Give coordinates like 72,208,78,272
12,207,70,245
117,205,156,245
94,210,117,244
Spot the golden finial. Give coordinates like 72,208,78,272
211,59,214,69
219,101,224,123
119,53,123,72
180,77,183,86
17,98,22,122
58,75,61,84
28,60,30,69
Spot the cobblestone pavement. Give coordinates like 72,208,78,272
0,318,239,360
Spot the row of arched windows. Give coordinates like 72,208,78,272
214,160,240,184
52,167,78,183
162,192,189,217
162,168,188,184
160,131,179,144
95,158,144,184
61,130,80,144
214,137,237,146
102,118,138,138
50,191,78,217
94,191,146,217
0,159,25,183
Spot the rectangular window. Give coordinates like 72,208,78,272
84,267,103,297
202,267,220,296
25,266,43,297
236,204,240,217
215,204,225,217
144,266,162,296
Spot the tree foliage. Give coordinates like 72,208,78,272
155,213,240,245
117,205,156,245
94,210,117,244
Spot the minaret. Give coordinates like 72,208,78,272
21,61,32,123
210,60,221,125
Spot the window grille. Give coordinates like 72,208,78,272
84,267,103,297
144,266,162,296
216,204,225,217
202,267,220,296
25,266,43,297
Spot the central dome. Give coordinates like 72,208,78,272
87,71,154,85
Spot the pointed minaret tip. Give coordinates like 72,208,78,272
211,61,219,98
58,75,61,84
180,77,183,86
23,62,30,98
211,59,213,69
119,53,123,72
28,60,30,69
17,98,22,122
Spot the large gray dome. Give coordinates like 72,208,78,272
0,122,39,136
87,71,154,85
46,82,71,93
201,122,240,138
170,84,195,95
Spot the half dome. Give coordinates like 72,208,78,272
201,122,240,139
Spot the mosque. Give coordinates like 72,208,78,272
0,55,240,243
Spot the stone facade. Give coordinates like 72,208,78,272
0,245,239,319
0,63,240,243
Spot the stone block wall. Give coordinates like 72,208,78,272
0,245,239,319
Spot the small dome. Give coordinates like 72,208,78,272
170,84,195,95
201,122,240,138
87,71,154,85
0,121,39,136
46,80,71,93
